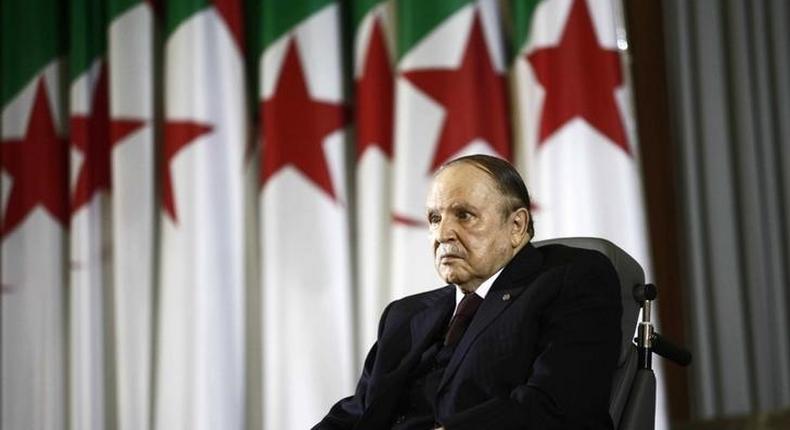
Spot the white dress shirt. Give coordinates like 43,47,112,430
452,267,504,313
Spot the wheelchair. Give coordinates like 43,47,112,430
534,238,692,430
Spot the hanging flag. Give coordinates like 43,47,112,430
352,0,396,358
513,0,648,264
510,0,666,428
1,1,68,429
68,0,114,427
258,1,354,428
392,0,511,298
154,0,248,428
106,0,156,429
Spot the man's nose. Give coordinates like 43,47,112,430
435,218,457,242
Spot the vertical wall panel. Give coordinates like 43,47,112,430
765,0,790,408
663,0,790,420
724,0,775,411
692,0,753,415
663,0,718,418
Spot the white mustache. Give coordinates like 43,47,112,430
436,244,464,258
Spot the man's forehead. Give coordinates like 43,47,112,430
432,163,494,188
427,164,499,207
426,198,475,212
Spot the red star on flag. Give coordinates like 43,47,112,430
356,17,394,160
70,64,145,212
145,0,160,14
1,79,69,237
212,0,244,52
162,121,213,222
260,38,348,200
526,0,629,153
402,11,511,172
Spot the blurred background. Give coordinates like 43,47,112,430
1,0,788,429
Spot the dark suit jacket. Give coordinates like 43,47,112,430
315,243,622,430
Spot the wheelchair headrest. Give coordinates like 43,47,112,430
534,237,643,367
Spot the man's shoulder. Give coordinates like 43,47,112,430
379,285,453,323
369,286,453,341
533,242,621,298
390,285,453,311
536,242,615,272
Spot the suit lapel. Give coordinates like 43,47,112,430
438,244,543,393
359,287,454,427
437,287,521,393
408,288,455,357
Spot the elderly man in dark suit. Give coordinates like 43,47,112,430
315,155,622,430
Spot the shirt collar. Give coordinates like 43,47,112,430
454,267,504,308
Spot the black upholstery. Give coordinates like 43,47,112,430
534,237,654,430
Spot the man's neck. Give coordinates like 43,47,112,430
455,268,504,307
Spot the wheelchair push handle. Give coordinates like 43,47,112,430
632,283,693,369
652,332,692,367
633,283,657,303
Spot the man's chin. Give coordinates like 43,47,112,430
440,271,468,286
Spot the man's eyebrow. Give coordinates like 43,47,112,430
426,201,476,213
448,201,475,210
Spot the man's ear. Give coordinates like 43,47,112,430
510,208,529,247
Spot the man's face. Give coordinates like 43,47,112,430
426,163,521,292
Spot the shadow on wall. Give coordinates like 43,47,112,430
675,407,790,430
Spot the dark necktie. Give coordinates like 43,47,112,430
444,292,484,346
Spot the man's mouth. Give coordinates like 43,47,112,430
436,244,464,262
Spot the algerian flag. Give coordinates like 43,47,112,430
258,1,354,428
509,0,666,428
107,0,156,429
392,0,512,298
353,0,396,358
155,0,248,428
1,0,68,429
68,0,112,427
68,0,150,426
511,0,647,260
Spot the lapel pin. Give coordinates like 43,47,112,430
502,293,511,301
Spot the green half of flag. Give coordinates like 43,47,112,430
108,0,147,25
259,0,336,55
166,0,210,39
352,0,386,30
70,0,108,81
508,0,540,61
395,0,470,59
1,0,66,106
